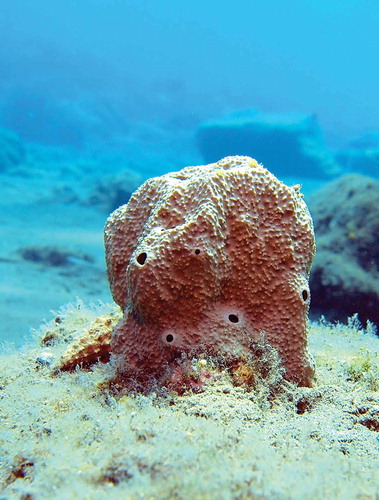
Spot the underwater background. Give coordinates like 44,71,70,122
1,2,379,499
1,0,378,343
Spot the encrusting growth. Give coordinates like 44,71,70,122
59,316,114,371
104,156,316,390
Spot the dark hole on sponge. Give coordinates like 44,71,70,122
195,249,200,255
228,314,239,323
136,252,147,265
166,334,174,343
302,290,308,301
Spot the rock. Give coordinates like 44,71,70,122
104,156,316,390
336,149,379,178
196,110,340,178
335,132,379,178
348,132,379,149
1,90,130,147
87,169,143,213
19,246,94,267
0,127,25,171
308,174,379,325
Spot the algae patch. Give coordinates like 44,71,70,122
0,302,378,499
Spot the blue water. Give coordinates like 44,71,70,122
0,0,378,344
1,0,379,149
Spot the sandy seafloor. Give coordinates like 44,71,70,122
0,302,378,499
0,145,378,499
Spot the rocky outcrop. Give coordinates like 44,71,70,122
196,110,340,178
309,174,379,325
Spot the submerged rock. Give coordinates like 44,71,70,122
19,245,94,267
335,132,379,178
309,174,379,325
336,148,379,178
87,169,143,213
0,127,25,171
196,110,340,178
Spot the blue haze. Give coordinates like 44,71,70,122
1,0,379,150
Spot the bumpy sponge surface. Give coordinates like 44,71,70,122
105,156,316,388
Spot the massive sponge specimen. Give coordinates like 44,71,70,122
105,156,316,389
